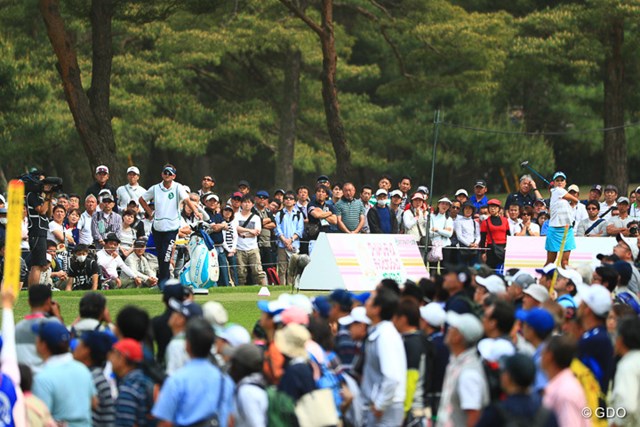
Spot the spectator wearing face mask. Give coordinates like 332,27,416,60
368,189,398,234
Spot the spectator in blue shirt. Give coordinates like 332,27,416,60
153,318,234,427
471,179,489,211
274,191,304,286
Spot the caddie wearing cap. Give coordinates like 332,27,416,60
139,164,202,285
545,172,580,267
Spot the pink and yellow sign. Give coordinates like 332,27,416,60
300,233,429,291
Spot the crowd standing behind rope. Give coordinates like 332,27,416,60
0,165,637,426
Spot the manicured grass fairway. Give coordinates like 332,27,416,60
10,286,327,332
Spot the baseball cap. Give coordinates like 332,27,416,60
162,283,185,303
438,197,452,205
204,194,219,202
217,324,251,347
455,189,468,197
534,198,547,206
535,263,556,277
79,331,114,358
552,171,566,180
311,296,331,319
168,299,204,319
274,189,286,195
232,192,243,199
617,233,639,259
411,193,425,201
591,184,603,194
446,311,484,344
329,289,353,310
203,301,228,326
257,298,290,317
162,166,176,176
617,196,630,204
635,185,640,194
375,188,388,197
568,184,580,193
98,189,114,202
390,189,403,198
580,284,612,317
238,180,251,188
417,186,429,195
256,190,269,198
31,321,70,348
316,175,330,183
280,306,310,326
95,165,109,174
419,302,446,327
557,267,583,286
523,284,550,303
113,338,143,362
104,232,120,243
476,275,506,294
133,239,147,248
487,198,502,207
352,292,371,305
512,273,536,288
474,179,487,188
516,308,555,335
289,294,313,315
126,166,140,175
338,306,371,326
612,261,632,284
477,338,516,362
604,184,619,193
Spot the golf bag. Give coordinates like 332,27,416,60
180,223,219,288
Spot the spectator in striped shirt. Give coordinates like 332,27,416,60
336,182,366,234
109,339,155,427
73,331,116,427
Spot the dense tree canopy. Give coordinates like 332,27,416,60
1,0,638,195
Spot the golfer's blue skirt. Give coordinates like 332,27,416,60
545,226,576,252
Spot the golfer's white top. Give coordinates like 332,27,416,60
142,182,189,232
550,187,573,227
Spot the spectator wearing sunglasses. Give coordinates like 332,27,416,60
575,201,607,237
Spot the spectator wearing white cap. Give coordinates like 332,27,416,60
91,190,122,249
418,303,449,420
607,196,634,236
215,324,251,368
85,165,118,212
613,233,640,293
437,311,489,427
389,189,406,226
577,284,614,393
368,189,398,234
474,275,507,304
555,267,580,316
522,284,550,310
362,288,406,426
567,184,588,232
454,189,469,205
116,166,146,212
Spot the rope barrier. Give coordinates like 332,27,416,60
439,120,640,136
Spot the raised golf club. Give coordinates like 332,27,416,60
520,160,551,186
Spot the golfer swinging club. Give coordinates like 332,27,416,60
545,171,579,267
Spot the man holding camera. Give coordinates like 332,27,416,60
26,173,54,286
606,197,635,237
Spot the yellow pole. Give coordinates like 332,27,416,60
549,224,569,296
3,180,25,297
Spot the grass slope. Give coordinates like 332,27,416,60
11,287,326,332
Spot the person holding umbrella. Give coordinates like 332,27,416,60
545,172,579,267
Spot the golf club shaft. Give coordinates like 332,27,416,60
522,163,550,186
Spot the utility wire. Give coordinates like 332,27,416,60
439,120,640,136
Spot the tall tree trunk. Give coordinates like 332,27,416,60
40,0,122,183
276,48,301,190
603,18,627,193
320,0,352,181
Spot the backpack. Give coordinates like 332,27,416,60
570,358,607,427
495,403,553,427
278,209,302,224
241,382,299,427
482,358,504,403
266,267,280,285
309,352,342,416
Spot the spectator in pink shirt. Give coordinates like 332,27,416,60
541,335,590,427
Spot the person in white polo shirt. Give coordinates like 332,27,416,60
116,166,146,212
139,164,201,285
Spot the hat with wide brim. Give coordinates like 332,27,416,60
274,324,310,359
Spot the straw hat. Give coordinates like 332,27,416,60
274,324,310,359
